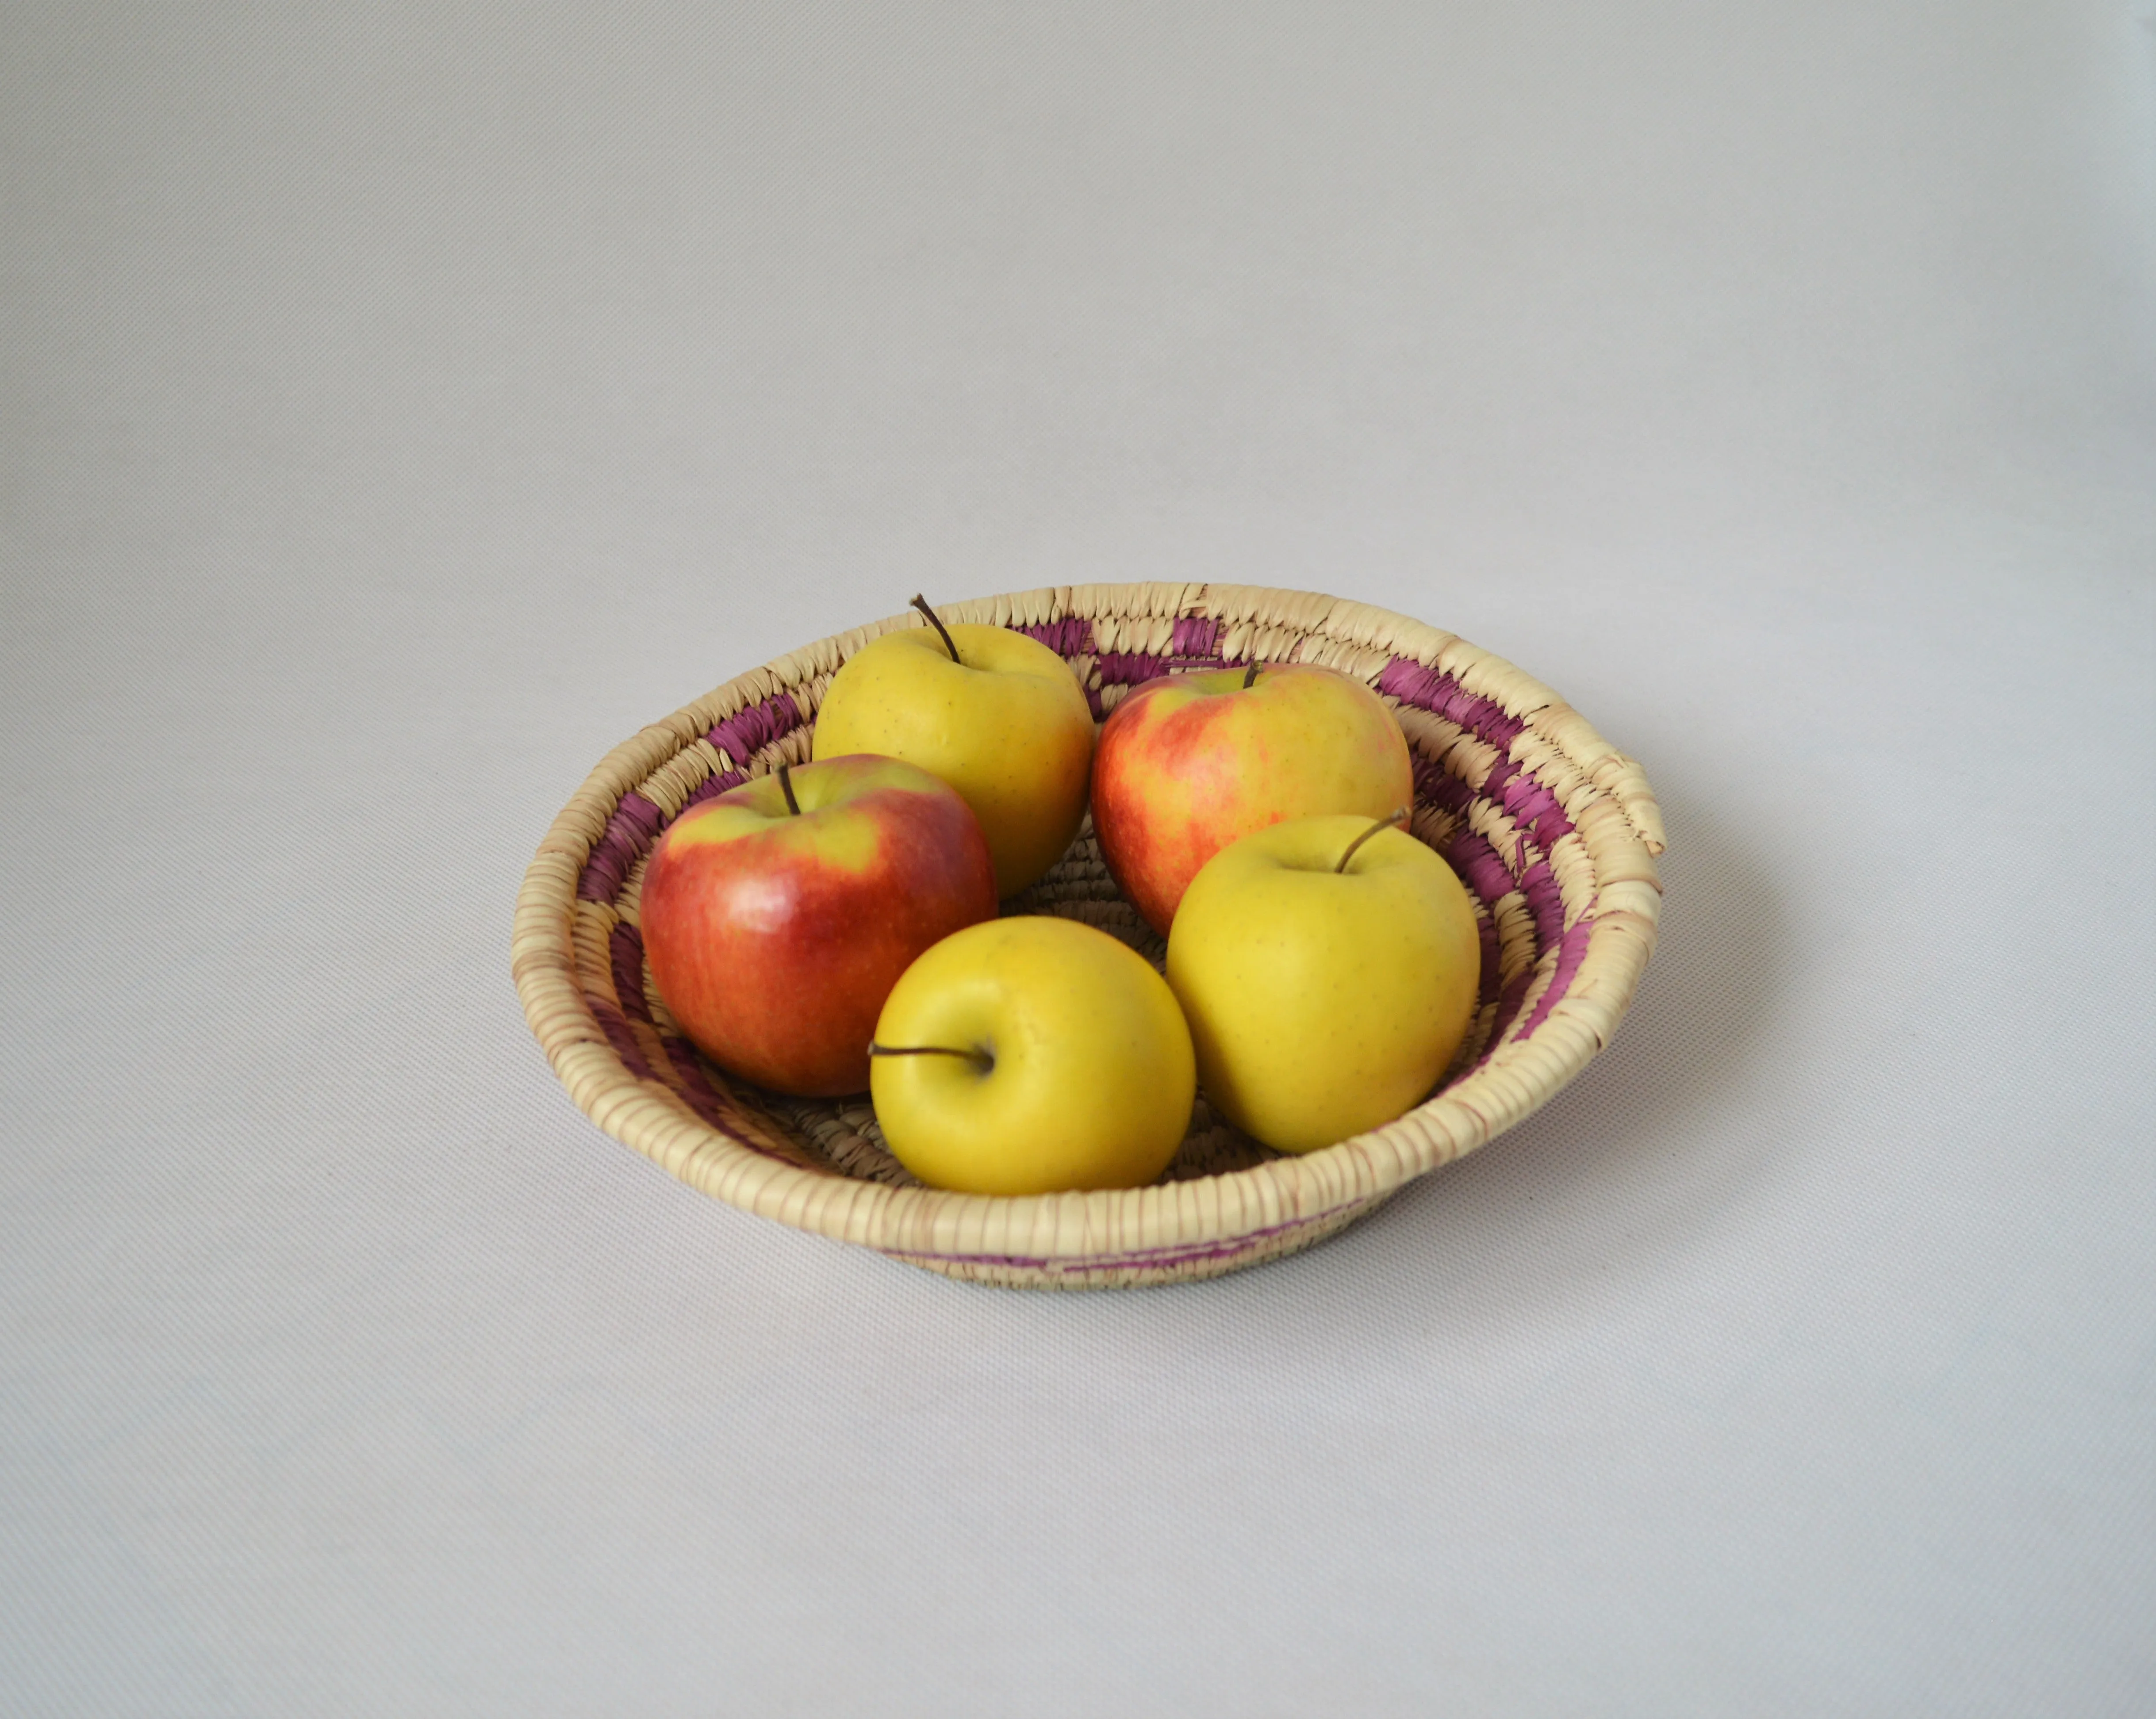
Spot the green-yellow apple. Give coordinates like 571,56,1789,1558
1164,812,1480,1154
640,753,997,1098
811,602,1094,898
1091,661,1414,936
868,915,1196,1194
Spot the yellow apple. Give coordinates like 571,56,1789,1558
812,607,1095,897
869,915,1196,1194
1164,814,1481,1154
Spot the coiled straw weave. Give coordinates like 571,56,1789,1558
513,585,1665,1287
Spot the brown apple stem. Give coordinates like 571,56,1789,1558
868,1042,994,1072
1336,806,1409,873
1242,662,1261,689
777,762,801,815
909,593,961,663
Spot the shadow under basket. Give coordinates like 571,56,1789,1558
513,584,1665,1288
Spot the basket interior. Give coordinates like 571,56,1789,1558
564,606,1598,1190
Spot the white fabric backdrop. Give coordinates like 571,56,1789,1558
4,3,2151,1713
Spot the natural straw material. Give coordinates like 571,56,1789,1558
513,586,1665,1288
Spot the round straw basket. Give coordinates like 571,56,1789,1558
514,585,1665,1288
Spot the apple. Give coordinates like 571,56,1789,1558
811,598,1095,898
868,915,1196,1194
1164,812,1481,1154
1090,661,1415,936
639,753,997,1098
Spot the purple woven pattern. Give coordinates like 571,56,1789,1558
1484,754,1576,846
576,792,665,903
1381,653,1592,1052
1377,657,1525,752
574,693,806,908
1447,829,1547,1053
1081,613,1243,713
1170,616,1223,656
1014,617,1095,656
706,691,802,769
610,922,736,1129
1519,918,1594,1039
585,994,656,1084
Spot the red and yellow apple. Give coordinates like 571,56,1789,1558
1091,662,1415,935
869,915,1196,1194
639,753,997,1097
812,609,1094,898
1164,813,1481,1154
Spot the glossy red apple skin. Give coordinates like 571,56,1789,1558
639,754,997,1097
1090,662,1416,936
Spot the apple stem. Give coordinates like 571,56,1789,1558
909,593,961,663
868,1042,994,1072
1242,662,1260,689
1336,806,1409,873
777,762,801,815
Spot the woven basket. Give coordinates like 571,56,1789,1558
514,585,1665,1288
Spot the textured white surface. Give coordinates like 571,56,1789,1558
4,2,2152,1713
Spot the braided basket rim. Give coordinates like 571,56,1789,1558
512,583,1665,1286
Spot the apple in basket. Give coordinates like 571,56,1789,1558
1090,661,1415,936
812,597,1095,899
869,915,1196,1195
1165,811,1481,1155
639,754,997,1098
